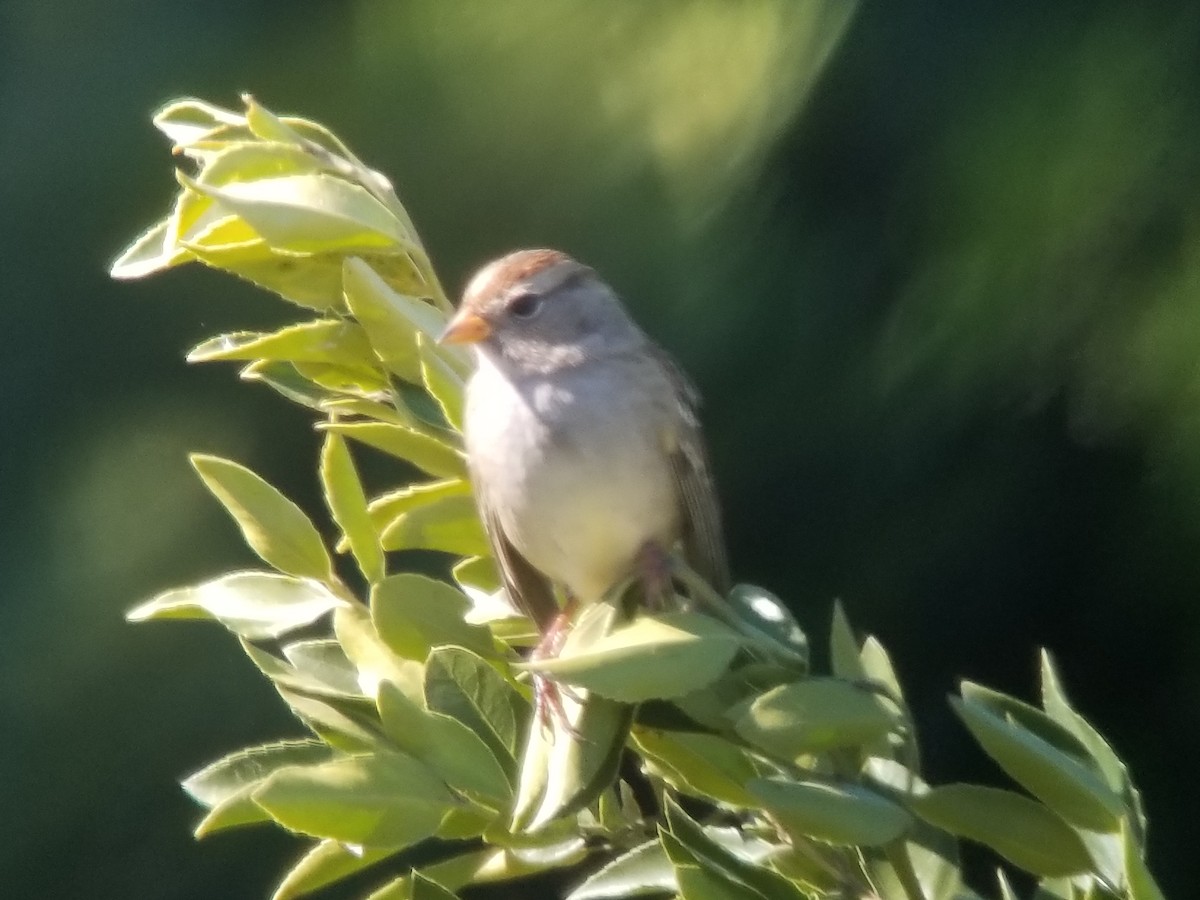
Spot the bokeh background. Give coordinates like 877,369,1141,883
4,1,1198,897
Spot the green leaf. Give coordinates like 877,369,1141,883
243,94,305,144
829,600,867,681
190,246,347,311
343,258,463,382
747,777,913,846
1122,819,1165,900
952,696,1124,832
272,840,395,900
188,321,376,373
377,680,512,808
733,678,897,757
632,728,760,806
179,171,408,254
110,216,186,279
320,433,385,583
567,839,676,900
368,479,471,534
242,360,338,410
424,647,523,775
379,493,488,556
664,797,808,900
190,454,334,582
127,571,343,638
512,692,634,833
411,873,460,900
274,684,386,753
961,681,1094,765
860,636,903,701
522,612,742,703
371,573,495,661
323,421,466,480
909,784,1092,878
253,751,456,846
192,784,273,837
152,97,244,145
417,333,466,431
183,740,332,810
1040,651,1145,839
332,604,425,702
660,833,764,900
282,639,363,697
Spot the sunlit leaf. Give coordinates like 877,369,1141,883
322,421,465,480
379,493,488,556
377,680,512,808
190,454,334,582
128,571,343,639
371,573,495,661
253,751,456,846
522,612,742,703
178,171,408,254
183,740,333,809
417,332,465,431
320,433,385,583
909,784,1092,878
271,840,396,900
425,647,523,774
733,678,897,757
632,728,759,806
953,696,1124,832
747,777,912,846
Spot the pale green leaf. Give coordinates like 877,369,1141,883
342,258,465,381
332,604,425,702
188,320,376,372
110,217,186,279
321,433,385,583
368,479,471,534
183,740,332,809
733,678,897,757
417,332,465,431
747,777,913,847
1122,819,1165,900
522,612,742,703
253,751,456,846
128,571,342,639
272,840,395,900
829,600,867,681
377,680,512,808
910,783,1092,878
190,454,334,581
379,493,488,557
371,573,495,661
152,97,244,145
631,728,760,806
425,647,523,774
322,422,465,479
179,171,408,254
953,696,1124,832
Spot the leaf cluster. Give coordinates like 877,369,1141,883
115,97,1165,900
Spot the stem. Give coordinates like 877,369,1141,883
883,841,927,900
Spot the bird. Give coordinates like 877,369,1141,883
439,248,729,657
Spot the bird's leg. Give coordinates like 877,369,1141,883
636,540,675,612
531,594,584,734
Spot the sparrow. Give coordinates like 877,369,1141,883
439,249,729,641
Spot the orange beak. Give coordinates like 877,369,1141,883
438,310,492,345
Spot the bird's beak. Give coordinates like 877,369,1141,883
438,310,492,345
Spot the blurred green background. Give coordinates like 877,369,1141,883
4,1,1199,897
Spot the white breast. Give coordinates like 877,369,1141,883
465,354,680,603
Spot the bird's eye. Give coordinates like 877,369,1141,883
507,293,543,319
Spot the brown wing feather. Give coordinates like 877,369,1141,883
653,347,731,595
476,490,561,632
